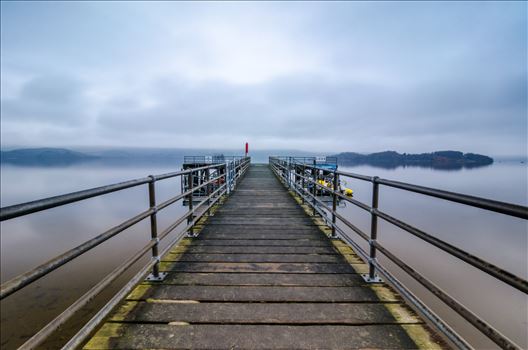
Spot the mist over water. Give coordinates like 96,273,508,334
0,159,527,349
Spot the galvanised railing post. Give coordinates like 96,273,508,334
187,170,194,237
365,176,382,282
145,176,167,281
226,162,231,194
331,171,338,238
205,168,211,216
231,161,234,190
284,159,288,184
301,163,305,204
288,157,292,189
312,160,317,216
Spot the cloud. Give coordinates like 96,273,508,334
92,70,526,154
1,74,89,125
0,1,526,155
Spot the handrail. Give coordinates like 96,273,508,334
269,156,526,350
0,207,154,299
273,159,528,293
273,156,528,219
0,163,223,221
0,156,251,349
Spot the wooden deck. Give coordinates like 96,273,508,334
84,164,447,349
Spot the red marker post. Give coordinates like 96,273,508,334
245,142,248,157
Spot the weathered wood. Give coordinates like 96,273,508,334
206,219,317,226
190,239,331,246
171,245,339,254
110,301,421,324
127,285,400,302
84,164,446,350
164,253,346,263
84,324,421,349
159,262,358,273
197,232,325,240
158,272,364,286
199,226,322,234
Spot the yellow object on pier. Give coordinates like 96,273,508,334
316,179,353,197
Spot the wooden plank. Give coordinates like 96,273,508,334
199,226,322,234
159,262,357,273
163,253,346,263
215,208,305,213
190,239,331,246
84,324,420,349
171,246,338,254
211,213,309,217
110,301,421,324
158,272,364,286
197,232,325,240
83,165,444,350
127,285,400,302
221,203,298,209
206,219,317,226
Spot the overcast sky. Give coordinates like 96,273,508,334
1,1,526,155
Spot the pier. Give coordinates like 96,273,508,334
1,157,527,349
84,164,442,349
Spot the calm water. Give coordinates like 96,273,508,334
1,161,527,349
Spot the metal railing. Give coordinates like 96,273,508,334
0,156,251,349
183,155,246,164
269,156,527,350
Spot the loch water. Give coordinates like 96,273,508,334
1,160,526,349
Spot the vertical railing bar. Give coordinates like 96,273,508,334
145,176,168,282
312,159,317,216
301,163,306,204
364,176,381,282
288,157,292,189
187,170,194,237
331,170,338,238
147,176,160,278
206,168,211,216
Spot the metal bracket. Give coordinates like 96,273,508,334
145,272,167,282
361,274,383,283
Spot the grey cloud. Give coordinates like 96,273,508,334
1,75,89,125
0,1,525,155
95,71,526,153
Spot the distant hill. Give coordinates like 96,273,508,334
331,151,493,170
0,147,292,166
1,148,98,166
1,147,495,169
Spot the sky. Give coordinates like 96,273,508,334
0,1,526,156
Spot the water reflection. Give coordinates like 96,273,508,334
0,161,527,349
0,163,188,349
334,162,527,349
